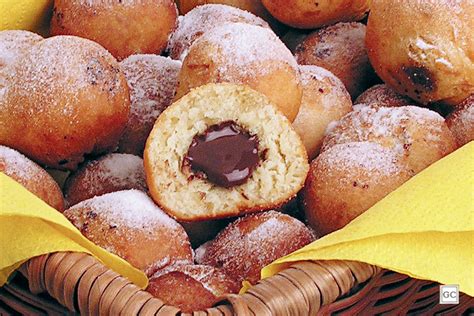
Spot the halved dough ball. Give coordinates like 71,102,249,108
147,264,239,312
1,36,130,170
51,0,178,60
168,4,269,60
322,106,458,173
261,0,370,29
118,55,181,155
64,190,193,276
292,65,352,160
0,146,64,211
63,153,147,206
176,23,302,122
301,142,414,236
296,22,377,98
195,210,315,284
355,84,418,109
0,30,42,91
145,83,309,221
446,95,474,147
366,0,474,105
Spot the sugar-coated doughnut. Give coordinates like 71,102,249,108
147,264,239,312
0,145,64,211
176,23,302,121
355,84,418,109
64,190,193,276
292,65,352,160
261,0,370,29
322,106,458,173
301,142,413,236
51,0,178,60
167,4,269,60
1,36,130,170
366,0,474,106
296,22,377,98
446,95,474,147
145,84,309,221
63,153,147,206
195,210,315,284
0,30,42,92
118,55,181,155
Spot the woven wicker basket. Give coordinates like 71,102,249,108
0,251,472,315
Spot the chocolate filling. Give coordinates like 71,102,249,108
184,121,260,188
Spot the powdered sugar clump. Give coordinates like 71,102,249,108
167,4,269,60
189,23,298,79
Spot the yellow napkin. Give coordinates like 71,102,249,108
0,172,148,288
256,142,474,296
0,0,52,35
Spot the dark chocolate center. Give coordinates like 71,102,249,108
184,121,260,188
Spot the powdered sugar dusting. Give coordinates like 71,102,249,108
120,55,181,127
192,23,297,78
96,153,145,186
319,142,405,175
354,84,416,108
0,145,37,180
323,106,445,154
67,190,179,232
167,4,269,60
196,211,314,283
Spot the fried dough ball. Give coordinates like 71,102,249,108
118,55,181,155
0,30,43,92
1,36,130,170
292,65,352,160
355,84,419,109
195,210,315,284
168,4,269,60
176,23,302,121
322,106,458,173
51,0,178,60
366,0,474,106
296,22,377,98
147,264,239,312
446,95,474,147
260,0,370,29
301,142,414,236
63,153,147,206
0,146,64,211
64,190,193,276
145,84,309,221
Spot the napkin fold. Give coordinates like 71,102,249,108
0,0,52,35
0,172,148,288
260,142,474,296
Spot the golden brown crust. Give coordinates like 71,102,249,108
64,190,193,277
446,95,474,147
175,23,302,122
292,65,352,160
1,36,130,170
0,145,64,211
366,0,474,106
301,142,414,236
51,0,178,60
295,22,377,98
260,0,370,29
196,210,315,284
63,153,147,206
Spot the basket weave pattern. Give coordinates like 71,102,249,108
0,252,472,315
